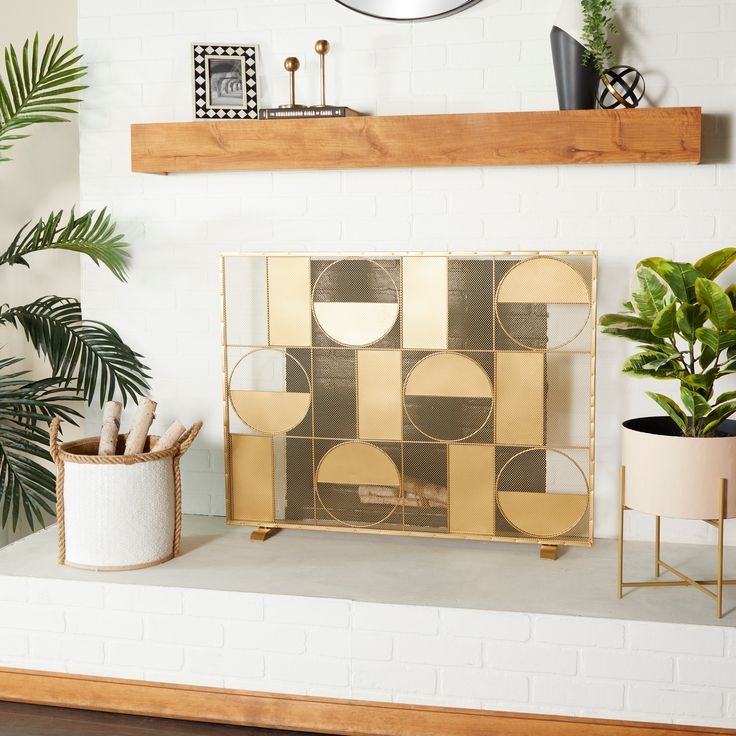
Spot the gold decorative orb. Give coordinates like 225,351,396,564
284,56,300,72
315,39,331,55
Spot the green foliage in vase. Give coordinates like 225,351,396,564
580,0,618,75
0,35,150,531
600,249,736,438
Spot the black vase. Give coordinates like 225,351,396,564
550,25,599,110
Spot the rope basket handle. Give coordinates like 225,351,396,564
176,421,203,458
49,416,63,467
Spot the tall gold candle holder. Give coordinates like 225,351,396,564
314,39,331,108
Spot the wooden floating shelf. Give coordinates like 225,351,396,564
131,107,701,174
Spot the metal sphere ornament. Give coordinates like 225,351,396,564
597,65,646,109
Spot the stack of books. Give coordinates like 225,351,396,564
258,106,363,120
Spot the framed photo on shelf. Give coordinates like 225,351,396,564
192,43,259,120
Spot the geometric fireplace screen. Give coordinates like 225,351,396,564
221,252,597,548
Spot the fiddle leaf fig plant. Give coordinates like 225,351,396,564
600,248,736,438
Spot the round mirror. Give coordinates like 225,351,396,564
335,0,482,22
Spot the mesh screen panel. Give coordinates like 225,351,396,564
223,252,596,547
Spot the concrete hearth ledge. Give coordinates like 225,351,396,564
0,515,733,626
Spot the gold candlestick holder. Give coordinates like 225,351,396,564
279,57,306,109
313,39,331,108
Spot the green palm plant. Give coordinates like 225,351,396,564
0,34,149,532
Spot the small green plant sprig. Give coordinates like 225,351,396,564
600,249,736,438
581,0,618,75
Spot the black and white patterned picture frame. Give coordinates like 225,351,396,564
192,43,259,120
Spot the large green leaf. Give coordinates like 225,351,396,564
623,351,679,379
713,389,736,406
675,303,708,345
651,302,676,338
0,356,81,531
643,353,682,371
680,386,711,421
631,266,673,322
694,248,736,280
682,373,711,392
599,312,661,344
0,208,129,281
599,313,653,329
694,326,736,356
0,297,150,406
726,284,736,310
645,391,687,433
702,401,736,436
600,326,665,345
718,358,736,375
699,345,716,370
0,34,87,161
695,277,734,329
639,257,702,302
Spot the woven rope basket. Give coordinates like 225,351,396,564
50,417,202,571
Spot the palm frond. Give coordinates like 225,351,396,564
0,208,130,281
0,297,150,406
0,34,87,161
0,357,82,531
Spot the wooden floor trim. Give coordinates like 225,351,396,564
0,667,733,736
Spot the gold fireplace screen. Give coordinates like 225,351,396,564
222,252,597,547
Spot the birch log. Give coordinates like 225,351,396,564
98,400,122,456
151,420,185,451
124,399,157,455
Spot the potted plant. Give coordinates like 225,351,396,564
600,249,736,522
551,0,618,110
0,35,150,534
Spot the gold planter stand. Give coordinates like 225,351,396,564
618,466,736,619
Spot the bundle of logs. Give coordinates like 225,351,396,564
358,477,448,509
98,399,186,456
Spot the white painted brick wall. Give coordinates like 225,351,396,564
1,576,734,726
75,0,736,547
54,2,736,724
533,615,625,648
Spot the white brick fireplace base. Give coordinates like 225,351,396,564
1,525,735,729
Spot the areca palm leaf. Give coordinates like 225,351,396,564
0,297,150,406
0,357,82,531
0,208,130,281
0,34,87,161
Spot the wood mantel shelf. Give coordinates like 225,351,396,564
130,107,701,174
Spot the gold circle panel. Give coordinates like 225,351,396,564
496,448,589,539
229,348,311,435
312,258,400,347
315,441,402,528
495,256,591,351
403,352,494,442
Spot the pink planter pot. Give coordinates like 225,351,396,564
622,417,736,520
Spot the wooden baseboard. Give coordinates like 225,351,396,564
0,667,733,736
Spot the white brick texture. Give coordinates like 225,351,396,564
397,634,482,667
2,576,733,727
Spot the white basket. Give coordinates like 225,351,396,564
50,417,202,571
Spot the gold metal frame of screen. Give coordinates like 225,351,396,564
221,251,598,549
